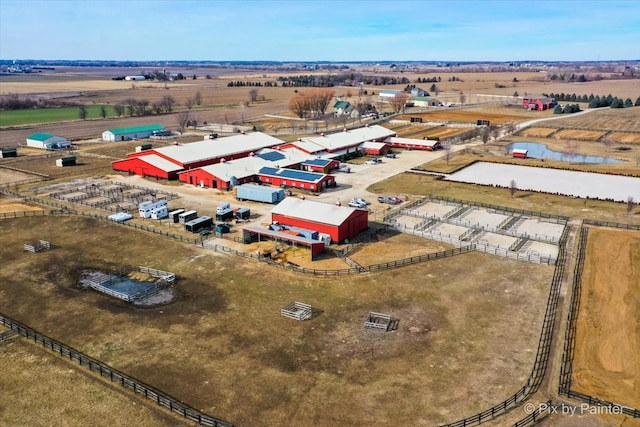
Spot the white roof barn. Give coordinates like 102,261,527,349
271,197,359,227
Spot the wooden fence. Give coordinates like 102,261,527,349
559,223,640,419
0,313,236,427
280,302,312,321
438,224,570,427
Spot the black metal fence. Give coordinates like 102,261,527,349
511,400,553,427
582,219,640,231
438,224,571,427
558,223,640,418
0,313,235,427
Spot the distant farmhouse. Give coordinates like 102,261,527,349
523,95,556,111
102,124,166,142
333,100,357,117
26,133,72,150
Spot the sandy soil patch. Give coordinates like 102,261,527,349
572,227,640,409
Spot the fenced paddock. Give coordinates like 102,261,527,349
23,240,50,253
81,266,175,303
48,180,178,213
364,312,398,332
0,313,236,427
281,302,313,321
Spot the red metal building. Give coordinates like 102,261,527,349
258,167,335,192
522,95,556,111
271,197,369,244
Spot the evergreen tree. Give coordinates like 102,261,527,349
624,98,633,107
553,104,564,114
610,98,624,108
635,96,640,106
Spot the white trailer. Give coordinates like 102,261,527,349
139,199,168,219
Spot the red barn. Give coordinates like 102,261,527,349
111,154,183,179
512,148,528,159
522,95,556,111
258,167,335,192
384,137,441,151
112,132,283,179
361,141,391,156
271,198,368,244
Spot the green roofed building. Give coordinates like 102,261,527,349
102,124,166,142
26,132,72,150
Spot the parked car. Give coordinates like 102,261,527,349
353,197,371,205
386,152,396,159
377,196,403,205
348,199,367,208
365,158,381,165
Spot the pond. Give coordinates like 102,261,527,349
508,142,623,164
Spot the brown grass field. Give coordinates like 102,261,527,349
571,227,640,410
0,213,553,427
1,67,640,427
552,129,606,141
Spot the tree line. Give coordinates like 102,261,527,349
543,92,640,108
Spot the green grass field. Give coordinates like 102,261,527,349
0,105,115,127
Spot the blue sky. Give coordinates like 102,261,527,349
1,0,639,62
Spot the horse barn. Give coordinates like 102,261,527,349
522,95,556,111
280,125,397,156
300,158,340,174
102,124,166,142
361,141,391,156
112,132,284,180
384,136,442,151
257,167,335,192
177,146,310,190
270,197,368,243
26,132,72,150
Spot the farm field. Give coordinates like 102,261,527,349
518,127,558,138
571,227,640,410
0,339,190,427
0,214,553,427
0,105,116,127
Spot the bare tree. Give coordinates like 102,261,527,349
185,98,195,111
627,196,636,224
390,92,409,113
481,126,490,144
248,88,259,103
490,124,500,141
100,105,108,119
289,92,312,118
565,141,578,160
113,103,124,117
459,92,466,105
78,105,88,120
509,179,517,198
442,140,453,165
160,95,176,113
194,91,202,106
125,98,137,116
176,110,191,135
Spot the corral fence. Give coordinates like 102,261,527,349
438,224,570,427
0,313,236,427
582,219,640,231
24,240,50,253
559,222,640,419
511,400,554,427
280,301,313,321
0,210,49,220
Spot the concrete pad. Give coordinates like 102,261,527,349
405,201,458,218
515,218,565,241
432,222,468,239
523,241,559,259
476,232,518,249
462,209,510,229
392,214,427,230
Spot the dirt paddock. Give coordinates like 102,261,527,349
571,226,640,409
